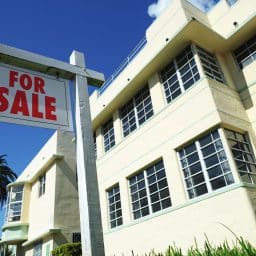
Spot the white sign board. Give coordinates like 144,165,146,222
0,64,73,131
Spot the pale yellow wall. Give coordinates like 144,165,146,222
27,165,56,240
21,184,31,223
104,187,256,255
208,0,256,38
16,133,57,183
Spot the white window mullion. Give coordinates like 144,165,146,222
176,151,191,200
133,97,140,129
196,141,212,193
174,59,185,93
144,170,152,215
192,43,205,79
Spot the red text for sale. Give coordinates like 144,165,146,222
0,70,57,121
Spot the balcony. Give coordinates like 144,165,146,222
1,223,28,244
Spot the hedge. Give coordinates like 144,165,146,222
51,242,81,256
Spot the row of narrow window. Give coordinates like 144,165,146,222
100,45,224,154
107,128,256,229
99,35,256,155
5,174,46,223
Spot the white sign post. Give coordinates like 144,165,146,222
70,51,105,256
0,43,105,256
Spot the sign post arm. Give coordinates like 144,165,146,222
70,51,105,256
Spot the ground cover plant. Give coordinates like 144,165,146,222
139,237,256,256
51,237,256,256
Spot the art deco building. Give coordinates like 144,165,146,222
1,131,80,256
2,0,256,255
90,0,256,254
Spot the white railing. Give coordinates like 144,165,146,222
99,36,147,94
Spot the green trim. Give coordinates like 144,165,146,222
104,182,256,235
46,243,51,256
2,223,29,231
22,228,61,247
1,223,29,244
7,181,27,188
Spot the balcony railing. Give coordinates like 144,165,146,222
99,36,147,94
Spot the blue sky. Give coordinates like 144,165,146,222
0,0,220,231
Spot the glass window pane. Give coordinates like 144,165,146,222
225,129,256,184
107,185,123,228
233,34,256,69
178,129,234,199
102,118,115,152
197,46,224,83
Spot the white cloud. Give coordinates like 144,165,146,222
147,0,173,18
189,0,219,11
147,0,219,18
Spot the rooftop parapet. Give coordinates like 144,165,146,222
90,0,256,126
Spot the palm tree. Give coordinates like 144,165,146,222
0,155,17,207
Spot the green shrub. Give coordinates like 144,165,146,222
51,242,81,256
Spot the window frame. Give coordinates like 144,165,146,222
5,185,24,223
33,240,43,256
128,159,172,220
119,85,154,138
107,184,123,229
160,44,201,105
38,174,46,197
196,45,225,84
225,129,256,184
177,128,235,200
233,34,256,70
102,118,115,152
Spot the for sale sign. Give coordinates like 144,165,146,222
0,64,73,131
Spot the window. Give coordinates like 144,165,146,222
226,0,238,6
45,244,51,256
129,160,171,220
225,130,256,184
107,185,123,228
178,130,234,199
120,85,153,137
72,232,81,243
5,185,24,222
102,119,115,152
234,34,256,69
93,133,97,158
160,45,200,104
39,174,46,197
196,46,225,83
33,241,42,256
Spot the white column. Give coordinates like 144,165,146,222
148,73,165,113
96,127,104,158
70,51,105,256
113,110,122,144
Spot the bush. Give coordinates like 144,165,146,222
51,242,81,256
